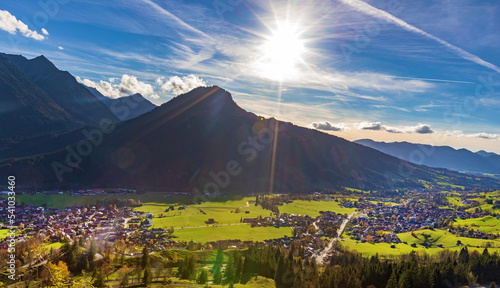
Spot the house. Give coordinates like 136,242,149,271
205,219,217,224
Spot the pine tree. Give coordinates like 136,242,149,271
213,265,223,284
143,265,152,286
386,271,398,288
93,269,106,287
88,237,97,269
223,253,236,284
197,270,208,284
274,256,287,288
234,253,243,283
141,246,150,269
120,274,129,287
459,247,469,263
398,271,412,288
490,282,496,288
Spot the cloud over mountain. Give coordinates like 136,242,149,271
354,122,434,134
159,74,206,95
79,75,159,100
309,121,350,131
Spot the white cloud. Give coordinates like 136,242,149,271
159,74,206,95
79,77,121,99
309,122,350,132
339,0,500,73
119,74,159,99
155,76,165,85
445,130,500,140
41,28,49,35
58,46,64,50
0,10,45,40
78,75,159,100
354,122,434,134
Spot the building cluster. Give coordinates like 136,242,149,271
0,199,176,252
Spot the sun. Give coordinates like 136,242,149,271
257,21,306,81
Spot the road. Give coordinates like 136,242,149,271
316,212,356,264
315,198,409,264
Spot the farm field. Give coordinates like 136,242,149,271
279,200,356,217
342,228,500,258
0,228,9,241
135,196,271,228
4,191,197,209
454,216,500,234
174,224,292,243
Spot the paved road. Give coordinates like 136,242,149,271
316,212,356,264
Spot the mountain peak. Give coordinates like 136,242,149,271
30,54,58,71
160,85,236,113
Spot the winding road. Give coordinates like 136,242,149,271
316,212,356,264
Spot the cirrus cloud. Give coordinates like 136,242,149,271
445,130,500,140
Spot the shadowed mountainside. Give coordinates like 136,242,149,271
2,86,499,193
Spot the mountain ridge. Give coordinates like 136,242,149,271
84,85,156,121
2,86,499,193
355,139,500,175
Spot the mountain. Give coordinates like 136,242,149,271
0,53,119,126
85,86,156,121
355,139,500,175
0,55,82,140
2,86,499,192
0,53,125,162
476,150,498,158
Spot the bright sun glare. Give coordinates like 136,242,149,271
258,21,305,81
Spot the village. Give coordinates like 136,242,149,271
0,191,499,264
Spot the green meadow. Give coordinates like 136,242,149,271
342,228,500,258
454,216,500,234
135,196,272,228
174,224,292,243
278,199,356,217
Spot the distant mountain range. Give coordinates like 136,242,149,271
0,53,155,161
355,139,500,176
85,86,156,121
1,53,499,193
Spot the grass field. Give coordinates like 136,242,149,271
0,228,9,241
343,228,500,258
4,191,200,209
174,224,292,243
8,193,113,208
135,196,272,228
454,216,500,234
279,200,356,217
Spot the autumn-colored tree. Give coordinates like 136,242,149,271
366,235,374,244
45,261,70,287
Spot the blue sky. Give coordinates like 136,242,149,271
1,0,500,153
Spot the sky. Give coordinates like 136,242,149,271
1,0,500,153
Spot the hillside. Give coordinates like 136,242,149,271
0,55,82,140
0,53,119,126
2,86,499,193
